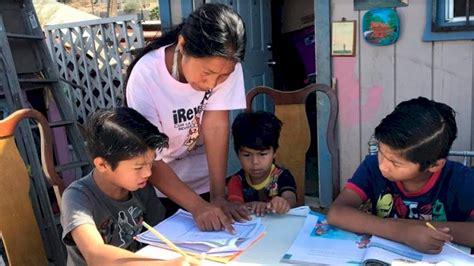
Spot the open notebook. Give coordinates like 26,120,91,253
281,211,474,265
136,209,265,263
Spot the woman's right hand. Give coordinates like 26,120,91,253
191,200,236,234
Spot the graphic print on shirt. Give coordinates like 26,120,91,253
182,91,212,152
375,188,448,221
432,200,447,221
375,192,393,218
117,206,144,248
98,218,114,244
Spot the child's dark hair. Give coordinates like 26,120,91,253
125,3,246,91
374,97,457,171
232,111,282,153
85,107,169,170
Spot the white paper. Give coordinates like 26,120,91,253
136,209,265,256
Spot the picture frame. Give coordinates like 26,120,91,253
331,20,356,57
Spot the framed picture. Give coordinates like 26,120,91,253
331,20,356,57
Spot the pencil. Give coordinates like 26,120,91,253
425,222,437,231
425,222,466,254
141,221,190,259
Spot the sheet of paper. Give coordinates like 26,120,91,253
286,205,311,216
281,211,366,265
136,209,265,255
367,236,474,266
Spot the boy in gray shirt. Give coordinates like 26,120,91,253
61,107,193,265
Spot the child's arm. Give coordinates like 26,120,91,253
266,191,297,215
272,169,297,211
71,224,194,265
327,189,453,254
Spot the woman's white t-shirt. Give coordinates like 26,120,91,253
126,45,246,197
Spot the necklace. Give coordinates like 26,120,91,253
172,44,180,80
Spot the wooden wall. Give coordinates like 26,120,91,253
332,0,474,187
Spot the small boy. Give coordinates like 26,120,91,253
327,97,474,254
61,107,191,265
227,111,297,216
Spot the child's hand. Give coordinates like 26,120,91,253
402,223,453,254
245,202,268,216
267,196,290,214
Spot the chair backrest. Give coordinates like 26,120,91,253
448,151,474,167
0,109,64,265
246,84,339,206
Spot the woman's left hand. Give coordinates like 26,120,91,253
212,197,251,223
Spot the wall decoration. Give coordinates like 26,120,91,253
362,8,400,46
331,20,356,57
354,0,408,11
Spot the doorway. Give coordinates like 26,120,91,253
270,0,319,198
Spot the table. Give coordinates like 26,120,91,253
137,214,306,265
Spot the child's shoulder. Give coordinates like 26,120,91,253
226,169,246,183
64,172,94,193
443,160,474,179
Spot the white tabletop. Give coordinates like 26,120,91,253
137,213,306,265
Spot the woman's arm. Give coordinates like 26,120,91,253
201,110,229,201
71,224,190,265
201,110,250,222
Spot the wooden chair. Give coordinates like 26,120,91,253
0,108,64,265
246,84,339,206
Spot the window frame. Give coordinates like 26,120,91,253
423,0,474,41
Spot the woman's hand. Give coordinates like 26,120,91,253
267,196,290,214
190,200,236,234
212,197,251,223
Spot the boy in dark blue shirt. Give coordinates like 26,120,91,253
328,97,474,254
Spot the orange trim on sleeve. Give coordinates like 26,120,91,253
345,182,368,202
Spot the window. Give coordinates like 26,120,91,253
423,0,474,41
433,0,474,31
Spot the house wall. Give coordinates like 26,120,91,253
332,0,474,187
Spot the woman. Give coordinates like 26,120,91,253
126,3,251,231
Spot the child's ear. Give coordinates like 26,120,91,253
427,159,446,173
93,157,110,172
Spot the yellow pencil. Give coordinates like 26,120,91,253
142,222,233,264
425,222,437,231
141,221,190,259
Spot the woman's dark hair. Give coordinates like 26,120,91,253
374,97,457,171
125,3,246,88
85,107,169,170
232,111,282,154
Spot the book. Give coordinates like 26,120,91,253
281,211,474,265
136,209,265,262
